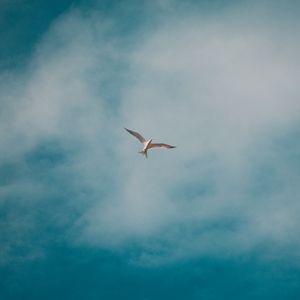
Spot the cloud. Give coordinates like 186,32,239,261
80,1,300,263
0,7,118,264
1,0,300,266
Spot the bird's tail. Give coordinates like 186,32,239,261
139,151,148,158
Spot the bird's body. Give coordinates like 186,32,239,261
125,128,175,158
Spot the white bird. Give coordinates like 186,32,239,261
125,128,176,158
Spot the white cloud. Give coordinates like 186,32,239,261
91,2,300,262
1,1,300,266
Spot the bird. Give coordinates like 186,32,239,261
125,128,176,158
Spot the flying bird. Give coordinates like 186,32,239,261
125,128,176,158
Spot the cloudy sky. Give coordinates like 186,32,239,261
1,0,300,299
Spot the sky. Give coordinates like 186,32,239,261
1,0,300,299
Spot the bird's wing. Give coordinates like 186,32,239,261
124,128,146,143
148,143,176,149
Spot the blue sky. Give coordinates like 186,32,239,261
1,0,300,299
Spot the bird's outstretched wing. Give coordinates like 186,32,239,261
148,143,176,149
124,128,146,143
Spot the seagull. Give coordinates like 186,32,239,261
125,128,176,158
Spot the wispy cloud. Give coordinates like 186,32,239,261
1,0,300,266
